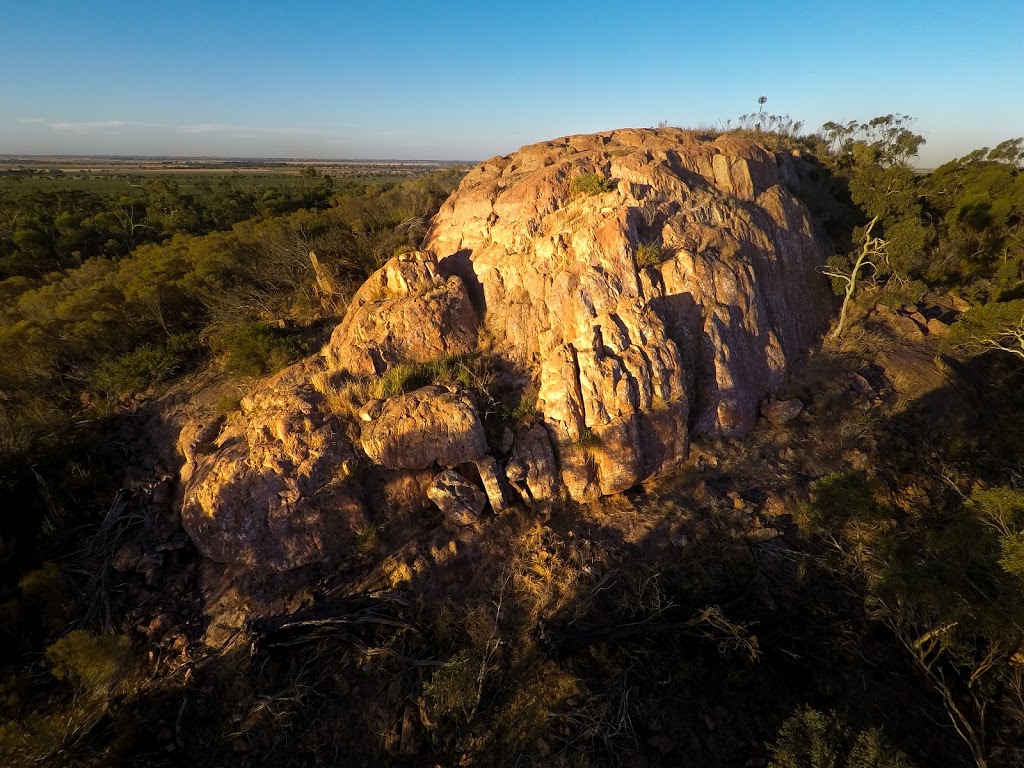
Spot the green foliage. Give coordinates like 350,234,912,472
370,355,477,399
819,114,924,168
769,708,914,768
565,427,599,449
801,471,887,534
571,172,615,196
210,322,302,377
0,708,91,767
998,532,1024,577
965,487,1024,577
18,561,64,631
966,486,1024,531
509,384,541,425
872,279,928,310
918,149,1024,287
45,630,133,700
944,299,1024,360
214,392,244,414
635,241,665,267
92,332,198,398
422,649,481,722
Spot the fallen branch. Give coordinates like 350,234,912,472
532,605,758,661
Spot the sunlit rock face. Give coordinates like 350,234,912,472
177,128,833,569
425,128,832,497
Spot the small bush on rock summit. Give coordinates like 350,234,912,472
571,172,615,196
635,241,666,267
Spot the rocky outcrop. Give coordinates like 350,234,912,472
176,128,834,570
505,424,559,507
322,250,478,377
536,299,689,499
359,385,487,470
427,470,486,527
179,361,366,571
425,128,832,441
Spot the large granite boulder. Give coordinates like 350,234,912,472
179,361,366,571
359,384,487,470
425,128,832,445
322,250,478,377
176,128,835,568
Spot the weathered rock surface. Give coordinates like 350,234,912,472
760,398,803,425
176,128,835,568
427,470,486,527
322,250,478,376
359,384,487,470
537,299,690,498
179,361,366,571
505,424,560,507
474,456,512,513
425,128,832,494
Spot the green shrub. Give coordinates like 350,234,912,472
999,531,1024,577
18,561,64,631
422,649,481,722
943,298,1024,360
210,322,301,377
45,630,134,700
769,708,914,768
91,332,198,398
966,487,1024,576
565,427,599,449
509,385,541,425
215,392,244,414
370,356,475,399
636,241,665,267
873,279,928,309
801,471,887,533
571,172,615,196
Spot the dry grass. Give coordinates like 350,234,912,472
508,522,612,623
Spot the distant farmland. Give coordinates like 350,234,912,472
0,156,472,193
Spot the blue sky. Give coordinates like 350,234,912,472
1,0,1021,165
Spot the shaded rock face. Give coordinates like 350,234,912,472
176,128,834,571
179,361,366,571
425,129,832,440
426,470,486,527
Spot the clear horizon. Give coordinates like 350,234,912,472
2,0,1022,166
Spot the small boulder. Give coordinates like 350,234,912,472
474,456,512,513
760,398,803,425
926,317,951,336
321,251,479,377
112,541,144,572
890,313,926,339
505,424,559,507
427,470,486,527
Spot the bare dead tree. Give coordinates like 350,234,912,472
823,216,885,339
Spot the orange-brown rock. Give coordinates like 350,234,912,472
359,384,487,470
425,128,832,495
322,250,478,376
179,361,366,570
176,128,835,567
